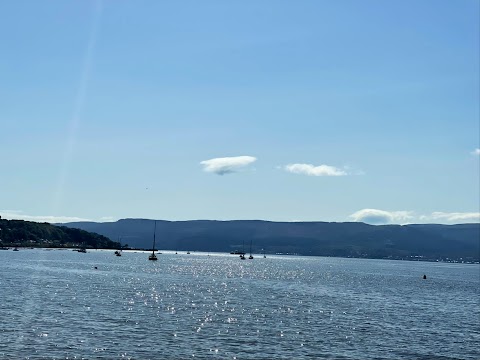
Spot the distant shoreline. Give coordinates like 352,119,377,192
2,246,478,265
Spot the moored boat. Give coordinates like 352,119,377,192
148,221,158,261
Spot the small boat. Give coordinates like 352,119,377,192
248,239,253,259
13,247,19,251
240,240,246,259
115,236,122,256
76,242,87,253
263,248,266,258
148,221,158,261
187,251,190,254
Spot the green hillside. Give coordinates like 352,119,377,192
0,218,120,249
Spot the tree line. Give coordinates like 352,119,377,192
0,219,120,249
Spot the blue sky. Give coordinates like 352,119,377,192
0,0,478,224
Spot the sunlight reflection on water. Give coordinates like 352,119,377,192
0,249,478,359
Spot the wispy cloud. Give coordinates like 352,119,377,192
284,163,347,176
0,210,91,224
349,209,414,224
422,212,480,223
471,148,480,156
200,156,257,175
99,216,116,222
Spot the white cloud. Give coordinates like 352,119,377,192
100,216,116,222
350,209,480,225
0,210,91,224
284,163,347,176
349,209,414,225
424,212,480,223
200,156,257,175
471,148,480,156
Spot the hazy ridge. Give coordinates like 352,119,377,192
60,219,479,262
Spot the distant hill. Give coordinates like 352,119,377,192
60,219,480,261
0,218,120,249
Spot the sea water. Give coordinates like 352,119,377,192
0,249,478,359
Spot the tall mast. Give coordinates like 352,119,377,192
152,220,157,253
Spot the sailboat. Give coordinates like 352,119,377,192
263,248,266,258
77,242,87,253
248,239,253,259
240,240,246,260
115,236,122,256
148,221,158,261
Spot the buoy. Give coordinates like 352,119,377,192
423,274,426,279
94,266,98,270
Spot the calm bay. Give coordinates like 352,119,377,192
0,249,478,359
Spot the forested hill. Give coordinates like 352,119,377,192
0,218,120,249
61,219,479,262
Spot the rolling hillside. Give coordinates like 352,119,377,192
60,219,479,261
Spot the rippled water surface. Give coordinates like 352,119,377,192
0,249,478,359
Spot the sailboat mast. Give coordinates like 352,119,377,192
152,220,157,253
